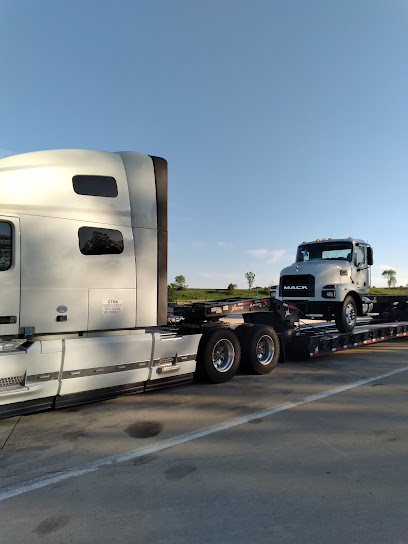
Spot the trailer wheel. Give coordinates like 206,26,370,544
335,295,357,333
240,324,280,375
195,328,241,384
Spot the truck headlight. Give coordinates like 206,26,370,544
322,285,336,299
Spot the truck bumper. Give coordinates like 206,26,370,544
283,300,342,319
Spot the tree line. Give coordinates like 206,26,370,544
168,271,264,301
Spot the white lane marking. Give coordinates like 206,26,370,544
1,365,408,502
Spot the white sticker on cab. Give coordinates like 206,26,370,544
102,299,123,315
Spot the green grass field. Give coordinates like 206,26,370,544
169,286,408,303
369,287,408,295
168,287,270,303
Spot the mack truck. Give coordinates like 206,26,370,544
274,237,404,333
0,150,407,420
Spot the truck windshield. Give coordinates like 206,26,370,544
296,241,353,262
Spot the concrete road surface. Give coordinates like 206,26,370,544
1,339,408,543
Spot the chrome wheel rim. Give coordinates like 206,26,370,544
212,339,235,372
345,303,356,326
256,335,275,365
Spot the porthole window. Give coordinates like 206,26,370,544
73,175,118,197
78,227,124,255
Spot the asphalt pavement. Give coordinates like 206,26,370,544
1,339,408,543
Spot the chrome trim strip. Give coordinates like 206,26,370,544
152,353,196,367
26,372,60,383
61,360,149,380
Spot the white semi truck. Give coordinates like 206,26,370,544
0,149,289,419
275,237,405,333
0,150,407,419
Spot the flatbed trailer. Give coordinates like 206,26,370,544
172,296,408,361
287,320,408,359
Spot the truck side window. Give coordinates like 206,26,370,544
73,175,118,197
78,227,124,255
0,222,12,271
354,246,365,268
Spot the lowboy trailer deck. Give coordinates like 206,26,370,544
172,296,408,360
287,320,408,359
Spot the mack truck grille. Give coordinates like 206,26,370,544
280,274,315,298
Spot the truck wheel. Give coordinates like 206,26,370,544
195,328,241,384
240,324,280,375
335,295,357,333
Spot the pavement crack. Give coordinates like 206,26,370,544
374,383,408,394
0,416,21,452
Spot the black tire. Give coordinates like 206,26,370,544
334,295,357,333
234,323,254,342
239,324,280,375
195,328,241,384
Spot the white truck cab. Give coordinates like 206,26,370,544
0,149,168,338
0,150,203,417
276,238,374,332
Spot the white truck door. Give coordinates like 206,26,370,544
354,244,369,292
0,217,20,336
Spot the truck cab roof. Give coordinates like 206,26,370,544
299,238,368,246
0,149,166,230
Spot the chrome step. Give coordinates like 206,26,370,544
0,384,29,394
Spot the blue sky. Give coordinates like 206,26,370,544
1,0,407,288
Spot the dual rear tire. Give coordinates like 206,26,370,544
194,324,280,384
235,324,280,375
195,328,241,383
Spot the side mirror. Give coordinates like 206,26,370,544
367,246,373,266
